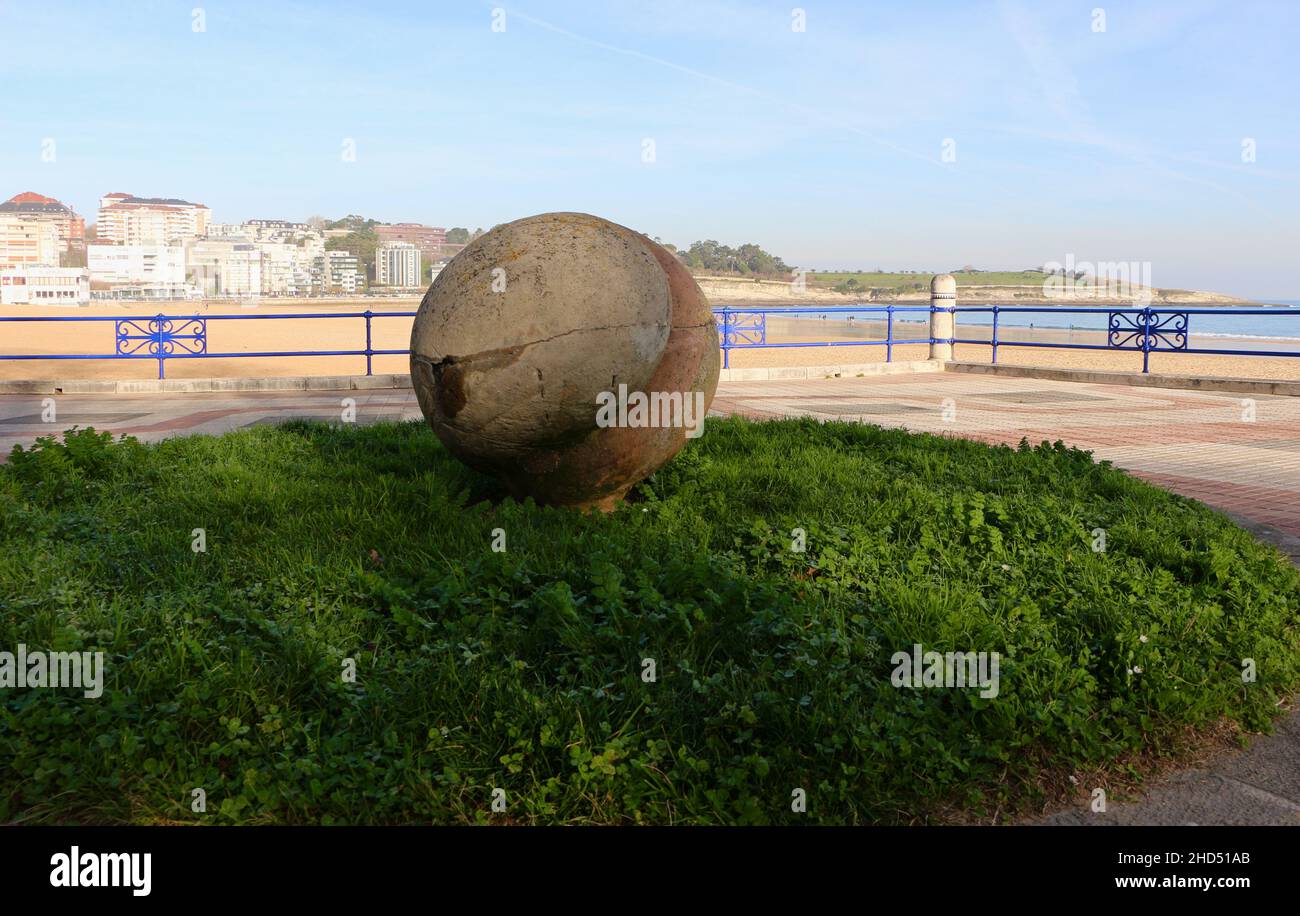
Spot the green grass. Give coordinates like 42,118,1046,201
808,270,1048,293
1,420,1297,825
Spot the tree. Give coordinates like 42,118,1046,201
326,226,379,281
326,215,376,232
446,228,470,244
678,240,792,277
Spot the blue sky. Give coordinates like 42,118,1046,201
2,0,1297,297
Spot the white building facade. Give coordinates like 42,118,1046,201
0,215,61,269
186,240,263,297
96,194,211,244
0,266,91,305
88,244,187,285
320,251,363,294
375,243,421,287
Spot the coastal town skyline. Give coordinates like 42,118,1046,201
6,186,1289,306
2,1,1297,299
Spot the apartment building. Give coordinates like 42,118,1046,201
0,215,60,268
376,222,446,256
0,265,90,305
97,193,211,244
258,241,315,296
202,223,254,241
318,251,363,294
186,239,262,297
375,242,422,287
87,244,186,285
203,221,326,295
0,192,85,258
245,219,305,235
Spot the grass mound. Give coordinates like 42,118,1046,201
1,419,1297,824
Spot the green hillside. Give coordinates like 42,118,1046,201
808,270,1048,294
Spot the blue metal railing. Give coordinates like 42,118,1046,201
714,304,933,369
949,305,1300,374
0,310,418,379
1,303,1298,379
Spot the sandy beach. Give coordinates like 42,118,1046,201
2,299,1298,382
0,299,421,381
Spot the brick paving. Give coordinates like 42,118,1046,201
0,373,1296,537
0,390,423,453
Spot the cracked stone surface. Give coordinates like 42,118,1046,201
410,212,720,507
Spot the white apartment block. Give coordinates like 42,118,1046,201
258,241,314,295
375,242,422,287
245,219,306,235
87,243,187,287
202,223,253,241
0,214,61,268
207,220,308,243
186,240,263,297
0,266,90,305
320,251,363,294
97,193,211,244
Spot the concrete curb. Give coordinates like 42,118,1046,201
718,359,942,382
0,374,414,395
944,362,1300,397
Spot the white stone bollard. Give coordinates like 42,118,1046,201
929,274,956,361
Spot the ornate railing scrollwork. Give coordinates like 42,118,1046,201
721,311,766,347
115,315,208,358
1107,310,1188,352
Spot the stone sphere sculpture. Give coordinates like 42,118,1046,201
410,212,721,509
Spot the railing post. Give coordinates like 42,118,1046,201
1141,307,1152,374
155,313,166,379
885,304,894,362
991,305,1000,365
929,274,956,361
364,309,374,376
720,306,731,369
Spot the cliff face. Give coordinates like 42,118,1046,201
696,277,864,303
696,277,1257,306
